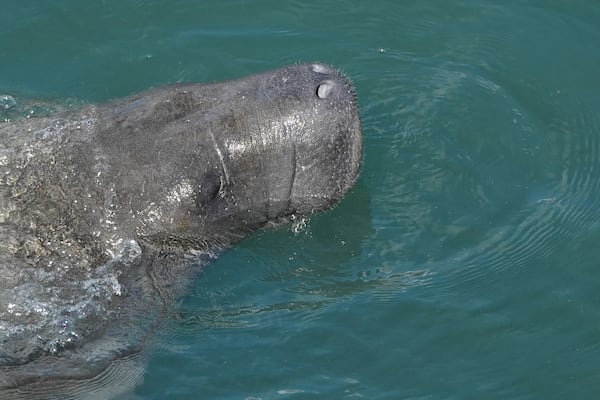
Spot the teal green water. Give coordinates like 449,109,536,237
3,1,600,399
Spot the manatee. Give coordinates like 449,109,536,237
0,63,362,398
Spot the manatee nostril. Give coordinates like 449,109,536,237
316,81,335,99
312,63,331,74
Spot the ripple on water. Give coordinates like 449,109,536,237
448,109,600,282
2,353,145,399
359,45,600,296
0,95,85,122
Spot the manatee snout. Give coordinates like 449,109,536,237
284,63,363,215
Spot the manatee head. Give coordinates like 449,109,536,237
105,63,363,248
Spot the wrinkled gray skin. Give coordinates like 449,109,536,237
0,63,362,397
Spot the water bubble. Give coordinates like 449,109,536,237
290,216,308,235
0,95,16,109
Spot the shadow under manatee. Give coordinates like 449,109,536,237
169,179,374,337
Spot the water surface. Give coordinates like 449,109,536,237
2,1,600,399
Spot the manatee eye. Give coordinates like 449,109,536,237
316,80,335,99
195,171,222,209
